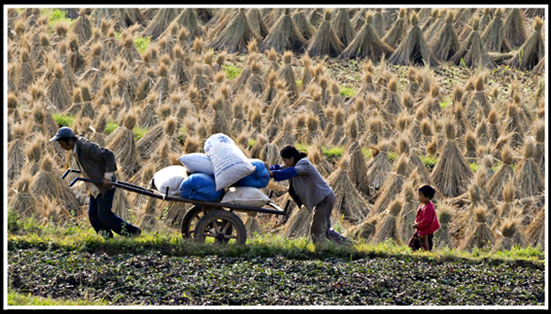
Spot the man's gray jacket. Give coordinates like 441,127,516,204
74,136,118,196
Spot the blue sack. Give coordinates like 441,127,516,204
179,173,224,202
235,159,270,188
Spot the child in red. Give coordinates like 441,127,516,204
409,184,440,251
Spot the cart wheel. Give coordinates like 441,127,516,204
194,210,247,245
181,205,211,239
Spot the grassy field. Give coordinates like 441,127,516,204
7,217,546,307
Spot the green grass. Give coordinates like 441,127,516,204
52,113,75,128
339,86,356,99
8,289,107,306
470,162,479,172
223,64,242,80
104,121,118,135
134,36,151,54
7,214,545,264
132,126,148,141
41,8,74,29
420,155,438,170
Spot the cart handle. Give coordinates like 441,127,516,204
62,168,81,179
68,177,289,216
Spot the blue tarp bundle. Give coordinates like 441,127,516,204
234,159,270,189
179,173,225,202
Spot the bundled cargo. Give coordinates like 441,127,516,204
235,158,270,188
150,165,188,196
221,186,271,208
204,133,256,191
179,173,224,202
178,152,215,175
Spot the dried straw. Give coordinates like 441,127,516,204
305,10,345,57
450,17,497,69
492,217,528,252
326,164,370,224
260,8,306,53
372,199,403,245
459,206,496,251
430,118,474,197
388,12,440,67
513,138,544,199
209,8,262,54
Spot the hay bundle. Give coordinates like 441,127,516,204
513,138,544,199
467,170,498,226
340,12,394,61
486,145,515,202
430,11,461,62
173,8,203,43
430,118,474,197
450,17,497,69
142,8,180,40
501,102,525,149
17,48,34,92
525,208,544,250
491,178,518,231
305,114,321,145
349,216,378,242
308,8,325,28
244,60,264,97
331,8,356,47
278,51,299,100
503,8,527,47
507,16,544,71
48,63,72,112
120,27,143,65
9,173,38,220
459,206,496,252
8,122,29,184
29,154,60,202
72,8,92,44
435,202,455,250
244,214,264,238
210,95,231,136
209,8,262,53
246,8,270,38
305,10,345,57
170,45,192,86
397,180,418,244
371,154,410,216
382,8,409,49
260,8,306,53
329,107,345,146
482,9,512,53
272,116,295,148
326,164,370,224
282,205,313,240
492,217,528,252
371,199,403,245
263,69,280,105
388,12,440,67
382,77,403,117
366,140,392,190
533,119,545,176
343,140,370,197
291,10,316,40
308,140,333,178
106,112,142,179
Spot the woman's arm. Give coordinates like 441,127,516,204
270,167,298,181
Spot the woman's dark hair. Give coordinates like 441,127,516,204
418,184,436,199
280,145,307,163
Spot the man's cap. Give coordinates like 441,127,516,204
49,126,75,142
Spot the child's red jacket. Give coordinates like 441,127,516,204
415,201,440,236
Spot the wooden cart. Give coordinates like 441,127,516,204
63,169,290,245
